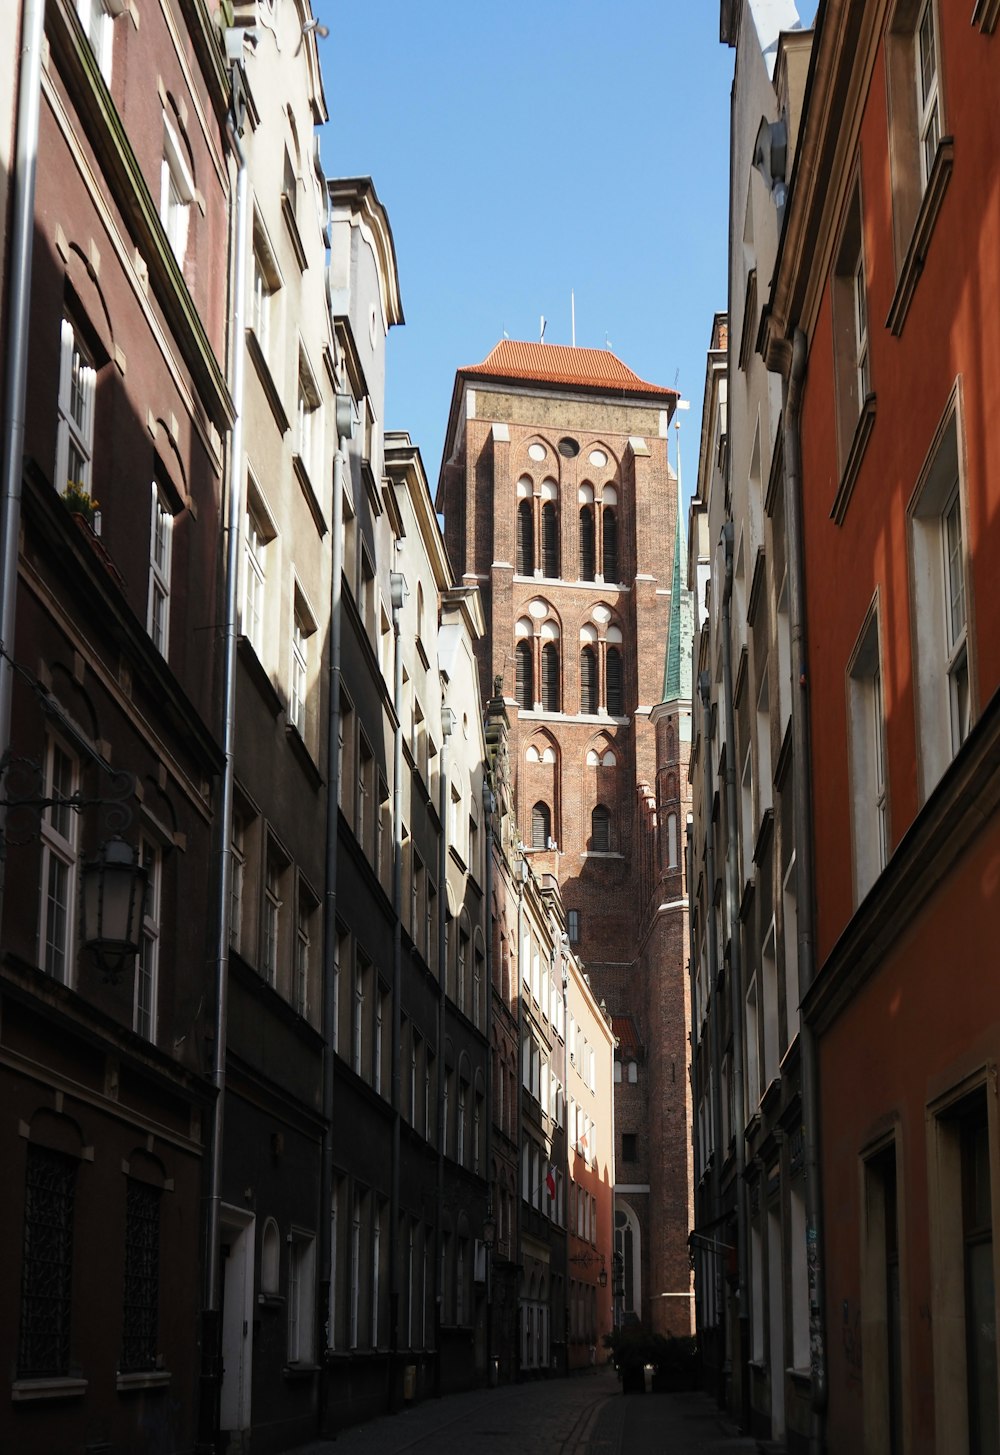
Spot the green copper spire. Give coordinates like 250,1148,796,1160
662,474,693,705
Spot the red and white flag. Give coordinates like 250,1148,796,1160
545,1165,557,1199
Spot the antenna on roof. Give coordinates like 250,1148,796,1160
605,333,613,351
539,315,547,344
502,329,510,339
571,290,576,348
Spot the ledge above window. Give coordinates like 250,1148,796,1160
885,139,954,337
12,1376,88,1402
831,393,877,525
116,1369,171,1392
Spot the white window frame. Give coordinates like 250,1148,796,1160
160,113,195,265
134,834,161,1041
76,0,115,80
147,482,173,656
854,249,870,404
295,888,311,1019
915,0,941,190
244,484,275,661
55,318,96,499
263,851,281,988
287,1230,315,1364
849,605,889,902
39,736,79,983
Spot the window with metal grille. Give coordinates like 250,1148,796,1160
580,647,597,714
607,648,623,715
579,507,595,581
541,643,560,712
121,1179,161,1372
531,802,550,849
18,1145,76,1378
603,509,619,581
591,805,611,852
517,501,534,575
515,641,532,710
542,501,559,578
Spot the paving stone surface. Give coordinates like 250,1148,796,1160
276,1368,757,1455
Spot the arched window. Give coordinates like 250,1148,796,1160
580,646,597,714
607,647,623,715
515,641,532,710
541,643,560,712
542,501,559,578
261,1218,280,1294
667,812,678,869
591,804,611,851
603,509,619,581
517,500,534,575
579,507,595,581
531,802,551,849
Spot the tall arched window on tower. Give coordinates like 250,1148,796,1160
542,500,559,578
517,499,534,576
579,484,596,581
602,506,619,582
591,804,611,851
580,647,597,714
541,642,560,712
607,647,623,715
515,641,532,710
531,802,551,849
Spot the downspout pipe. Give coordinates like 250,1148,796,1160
435,706,454,1398
388,570,406,1408
698,669,725,1408
783,326,827,1449
319,397,353,1369
199,104,247,1451
515,865,525,1355
482,783,495,1377
720,520,750,1434
0,0,45,916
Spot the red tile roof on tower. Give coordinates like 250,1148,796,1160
612,1015,643,1055
461,340,678,401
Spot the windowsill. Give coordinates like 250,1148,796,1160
788,1366,811,1390
973,0,1000,30
237,633,283,718
292,453,328,537
12,1376,88,1401
281,192,308,273
285,719,324,790
831,393,876,525
580,850,625,860
116,1369,171,1392
258,1292,285,1308
283,1361,320,1381
246,327,290,435
885,138,954,337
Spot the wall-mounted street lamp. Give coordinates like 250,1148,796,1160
482,1210,496,1250
569,1249,608,1288
81,836,147,977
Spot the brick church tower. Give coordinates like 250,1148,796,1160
437,341,693,1335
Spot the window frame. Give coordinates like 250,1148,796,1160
39,735,80,984
147,482,174,656
134,833,162,1042
55,318,96,501
160,112,196,266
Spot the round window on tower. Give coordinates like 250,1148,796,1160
557,436,580,458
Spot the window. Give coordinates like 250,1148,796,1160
849,610,889,901
121,1179,161,1373
18,1146,77,1377
76,0,114,81
622,1133,637,1163
250,227,279,365
567,909,580,943
160,113,195,265
244,485,274,659
531,801,551,850
515,641,532,710
745,975,761,1109
580,647,597,714
862,1142,903,1453
147,485,173,656
290,594,311,738
295,356,321,482
603,508,619,581
353,960,365,1076
287,1232,316,1364
295,886,314,1019
517,500,534,575
542,500,559,578
591,804,611,852
832,184,872,469
39,737,79,983
55,319,95,499
262,848,283,988
261,1218,280,1296
915,0,941,188
606,647,623,715
579,506,596,581
134,836,161,1041
909,397,971,798
541,642,560,712
230,812,245,952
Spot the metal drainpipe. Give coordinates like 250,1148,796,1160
698,669,725,1407
783,327,827,1450
515,865,525,1364
388,570,406,1407
198,107,247,1453
435,705,454,1397
0,0,45,921
720,520,750,1433
685,818,700,1303
482,783,495,1379
319,399,353,1372
558,930,569,1376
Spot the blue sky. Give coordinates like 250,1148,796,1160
315,2,812,499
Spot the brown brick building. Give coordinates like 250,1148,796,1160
438,341,694,1337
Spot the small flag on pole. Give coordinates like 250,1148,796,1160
546,1165,557,1200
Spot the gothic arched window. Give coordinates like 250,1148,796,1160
517,500,534,576
531,801,551,849
542,501,559,578
515,641,532,710
541,643,560,712
591,804,611,852
607,647,623,715
603,508,619,582
580,647,597,714
579,507,595,581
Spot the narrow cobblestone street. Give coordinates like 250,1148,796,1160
278,1369,756,1455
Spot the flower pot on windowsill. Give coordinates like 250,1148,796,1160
62,482,101,534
